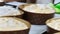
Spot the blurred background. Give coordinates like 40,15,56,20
4,0,60,4
5,0,53,3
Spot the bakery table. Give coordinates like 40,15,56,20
6,2,60,34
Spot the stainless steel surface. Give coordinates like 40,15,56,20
29,25,47,34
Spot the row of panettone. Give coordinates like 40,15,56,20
19,4,60,34
0,5,31,34
0,3,60,34
0,0,31,34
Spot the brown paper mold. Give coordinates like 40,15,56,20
19,4,55,25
